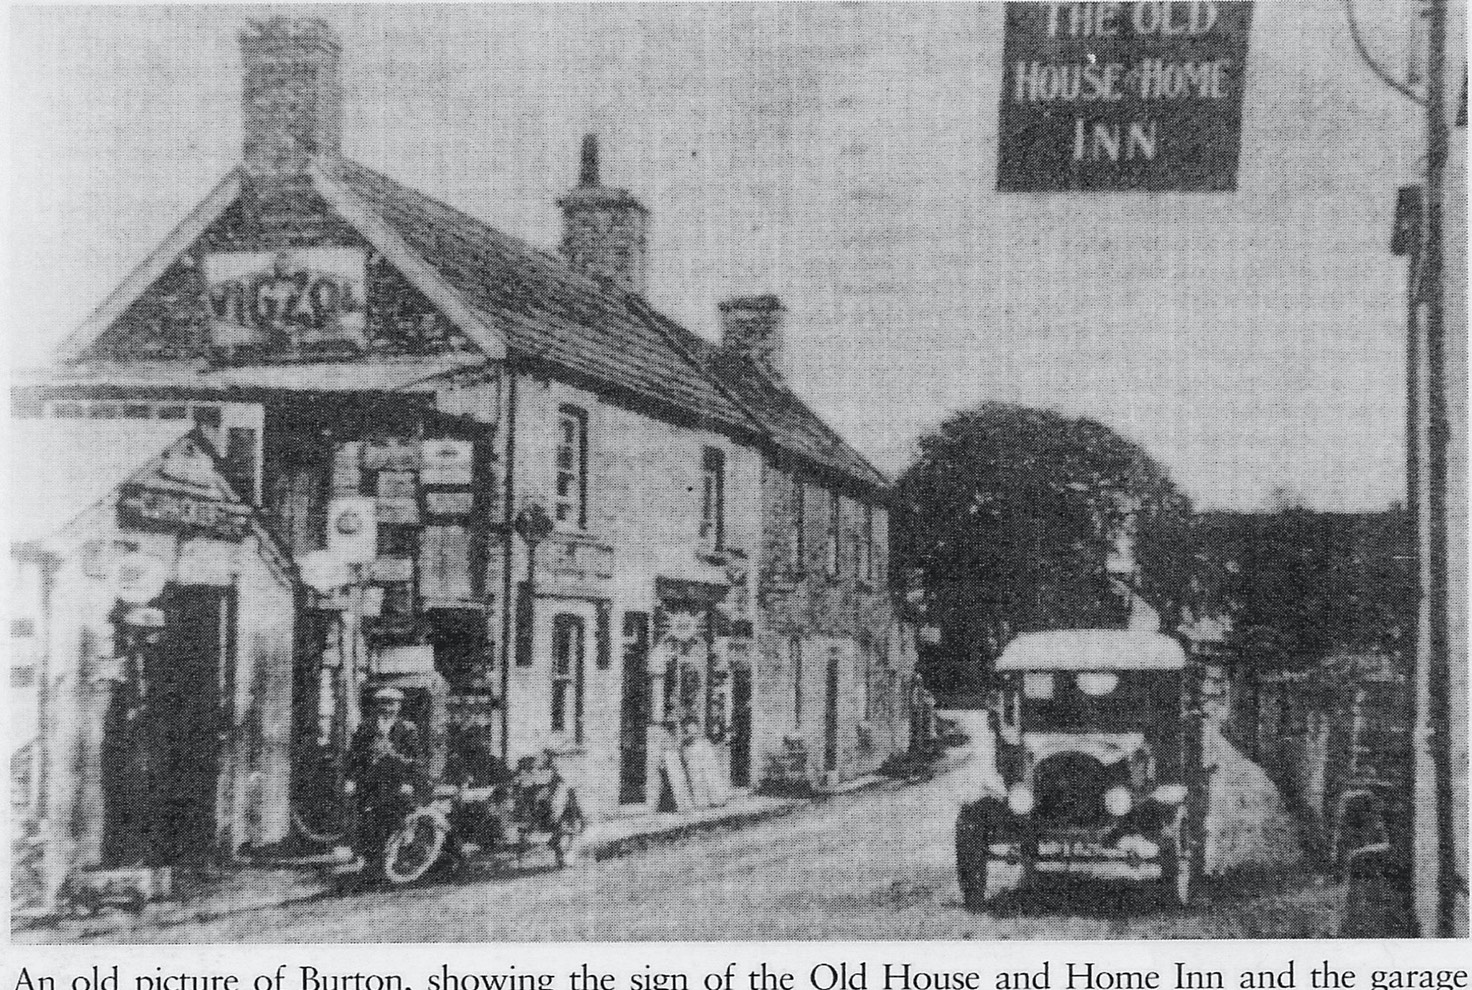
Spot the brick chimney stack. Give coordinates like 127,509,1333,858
558,136,650,297
720,295,787,380
240,18,343,179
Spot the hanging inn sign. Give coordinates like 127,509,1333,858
997,2,1253,192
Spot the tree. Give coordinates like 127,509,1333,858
894,403,1192,697
1224,506,1412,671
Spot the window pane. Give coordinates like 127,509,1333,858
191,405,222,428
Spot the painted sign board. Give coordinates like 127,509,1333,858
997,2,1253,192
421,439,475,486
118,485,252,541
205,247,368,352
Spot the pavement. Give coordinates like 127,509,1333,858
12,766,912,942
19,723,1347,943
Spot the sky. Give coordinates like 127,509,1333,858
8,2,1424,511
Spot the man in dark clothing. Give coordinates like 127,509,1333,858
346,686,425,862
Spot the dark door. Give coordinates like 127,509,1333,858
618,612,651,804
729,665,753,788
824,648,840,773
141,585,225,864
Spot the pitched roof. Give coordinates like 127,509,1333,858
641,305,890,492
317,156,759,437
52,153,887,492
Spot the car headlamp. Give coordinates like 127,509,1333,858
1007,783,1035,815
1104,785,1134,817
1151,783,1188,805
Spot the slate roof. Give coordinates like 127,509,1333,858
51,153,888,494
638,303,890,492
322,156,760,439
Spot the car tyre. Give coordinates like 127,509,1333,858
1159,814,1197,908
955,809,991,910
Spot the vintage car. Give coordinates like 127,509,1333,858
955,630,1205,909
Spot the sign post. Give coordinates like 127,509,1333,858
997,1,1254,192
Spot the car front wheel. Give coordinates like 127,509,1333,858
1159,814,1197,907
955,809,991,910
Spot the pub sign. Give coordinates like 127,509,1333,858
205,247,368,351
997,2,1254,192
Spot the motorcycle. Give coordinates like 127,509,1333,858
378,751,587,885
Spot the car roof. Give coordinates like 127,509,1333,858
995,630,1188,671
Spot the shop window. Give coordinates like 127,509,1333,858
700,447,726,550
555,406,589,530
825,491,842,578
551,613,586,742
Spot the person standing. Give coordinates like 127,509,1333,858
345,686,425,863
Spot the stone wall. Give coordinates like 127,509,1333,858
752,461,907,787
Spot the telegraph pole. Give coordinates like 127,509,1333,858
1418,0,1456,939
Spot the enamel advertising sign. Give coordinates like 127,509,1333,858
997,2,1254,192
205,247,368,351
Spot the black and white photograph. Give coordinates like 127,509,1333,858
6,0,1468,945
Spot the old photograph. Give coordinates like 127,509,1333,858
7,1,1468,942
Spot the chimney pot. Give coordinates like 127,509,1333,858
558,135,649,296
579,134,601,188
719,295,787,380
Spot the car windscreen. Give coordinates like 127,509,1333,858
1019,669,1180,733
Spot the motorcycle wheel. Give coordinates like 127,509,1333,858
382,810,447,885
291,802,347,846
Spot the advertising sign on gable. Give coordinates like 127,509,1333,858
997,2,1254,192
205,247,368,352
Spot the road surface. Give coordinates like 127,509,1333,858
46,713,1343,941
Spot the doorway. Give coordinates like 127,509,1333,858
618,611,651,804
141,584,227,864
730,664,752,788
